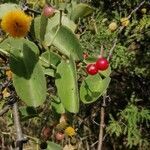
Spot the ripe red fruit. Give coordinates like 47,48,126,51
41,127,52,139
43,5,55,17
96,57,109,71
55,132,65,141
86,64,98,75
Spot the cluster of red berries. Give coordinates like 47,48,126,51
86,57,109,75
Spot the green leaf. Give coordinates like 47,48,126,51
70,3,95,22
51,96,65,114
47,141,62,150
30,16,41,41
40,50,61,68
80,74,111,104
5,38,47,107
55,56,79,113
40,14,48,41
19,106,37,121
43,68,55,77
46,12,76,33
31,15,48,42
45,25,83,60
0,3,20,19
31,13,76,42
40,50,61,77
84,56,97,64
100,66,111,77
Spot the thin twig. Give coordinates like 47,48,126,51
107,38,117,61
0,105,10,116
12,102,24,150
127,1,146,19
107,1,145,61
97,93,107,150
91,140,98,148
100,45,104,57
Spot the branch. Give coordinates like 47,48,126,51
107,38,117,61
97,93,107,150
0,105,10,116
12,102,25,150
107,1,145,61
128,1,146,19
0,93,16,117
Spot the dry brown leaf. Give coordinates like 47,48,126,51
6,70,12,80
2,88,10,98
63,144,75,150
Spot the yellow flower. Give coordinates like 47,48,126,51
109,22,117,32
121,17,130,27
65,126,76,137
1,10,32,38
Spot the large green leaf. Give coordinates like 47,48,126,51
47,141,62,150
45,25,83,60
80,74,111,104
45,12,76,33
31,13,76,42
70,3,95,22
55,56,79,113
2,38,47,107
30,15,48,42
0,3,20,19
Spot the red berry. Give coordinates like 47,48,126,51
96,57,109,71
43,5,55,17
86,64,98,75
83,52,88,59
41,127,52,139
55,132,64,141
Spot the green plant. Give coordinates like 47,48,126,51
106,101,150,149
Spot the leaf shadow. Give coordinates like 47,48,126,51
10,43,38,79
84,81,99,103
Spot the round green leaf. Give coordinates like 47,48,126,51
8,38,46,107
45,25,83,60
80,74,111,104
